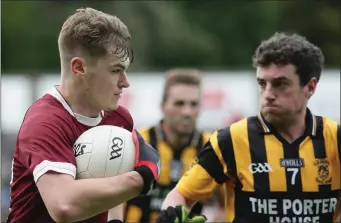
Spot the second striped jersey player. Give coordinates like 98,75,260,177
176,110,340,222
124,68,218,222
125,123,211,222
157,32,341,223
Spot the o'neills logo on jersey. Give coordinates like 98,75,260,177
280,158,305,168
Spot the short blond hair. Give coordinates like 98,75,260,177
162,68,203,102
58,7,133,63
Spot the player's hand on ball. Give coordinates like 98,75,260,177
157,206,207,223
132,129,160,195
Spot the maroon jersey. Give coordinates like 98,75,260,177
8,87,134,223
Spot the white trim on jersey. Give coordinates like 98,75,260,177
33,160,76,182
74,112,104,127
48,86,103,126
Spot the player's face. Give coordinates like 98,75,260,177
84,55,130,111
162,84,201,136
257,64,316,125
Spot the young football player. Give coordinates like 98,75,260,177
8,7,160,223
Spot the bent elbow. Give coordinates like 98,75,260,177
48,204,75,223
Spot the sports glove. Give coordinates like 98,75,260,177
157,205,207,223
132,129,160,195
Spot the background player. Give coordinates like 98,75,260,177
156,32,341,223
124,68,225,222
8,7,160,223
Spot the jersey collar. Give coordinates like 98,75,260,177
49,86,104,126
257,108,317,137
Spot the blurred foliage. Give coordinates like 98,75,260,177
2,1,340,74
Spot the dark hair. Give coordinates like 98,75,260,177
252,32,324,86
162,68,202,103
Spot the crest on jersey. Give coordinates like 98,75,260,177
314,159,332,184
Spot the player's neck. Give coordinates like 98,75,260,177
161,122,191,150
275,109,307,143
58,82,101,118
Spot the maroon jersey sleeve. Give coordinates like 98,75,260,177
17,108,76,182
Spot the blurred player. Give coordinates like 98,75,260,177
8,7,160,223
157,32,341,223
124,69,225,222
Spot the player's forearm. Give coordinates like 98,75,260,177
161,188,196,211
108,204,123,221
59,171,143,222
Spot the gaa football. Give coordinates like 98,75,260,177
73,125,136,179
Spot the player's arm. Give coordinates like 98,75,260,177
161,187,196,211
107,204,123,222
159,129,230,222
198,131,226,221
20,118,159,222
37,172,143,222
200,186,226,221
213,186,226,221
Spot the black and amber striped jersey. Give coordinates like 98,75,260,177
124,121,211,222
176,109,341,223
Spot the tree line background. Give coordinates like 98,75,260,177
2,1,340,74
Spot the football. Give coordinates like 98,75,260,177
73,125,136,179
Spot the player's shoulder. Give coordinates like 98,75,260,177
137,127,151,135
207,116,257,146
317,115,340,136
18,94,73,141
217,117,250,135
200,130,212,137
103,105,134,131
319,115,340,127
199,131,212,144
24,94,71,124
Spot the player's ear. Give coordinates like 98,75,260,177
71,57,86,77
305,77,317,99
160,93,168,112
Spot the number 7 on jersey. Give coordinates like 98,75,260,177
287,168,299,185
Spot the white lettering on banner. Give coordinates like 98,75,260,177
268,199,278,215
250,197,278,214
269,216,320,223
249,197,338,222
